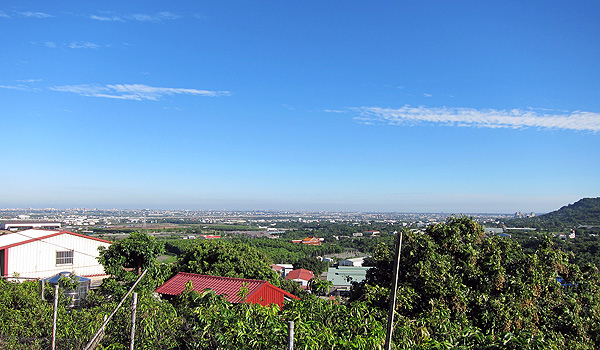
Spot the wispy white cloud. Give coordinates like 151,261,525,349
0,10,10,18
423,93,433,97
41,41,101,49
17,11,53,18
90,14,124,22
49,84,230,101
346,105,600,132
0,84,28,91
0,83,40,91
130,12,180,22
69,41,100,49
0,79,42,91
89,11,196,23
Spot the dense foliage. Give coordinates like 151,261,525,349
293,257,330,276
173,288,386,349
97,232,172,296
351,216,600,348
0,280,383,349
175,240,281,284
167,236,344,264
0,279,180,349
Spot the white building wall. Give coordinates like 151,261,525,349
290,278,309,287
338,257,365,267
6,233,111,278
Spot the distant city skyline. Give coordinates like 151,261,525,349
1,1,599,214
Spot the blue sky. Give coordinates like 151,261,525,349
1,1,599,213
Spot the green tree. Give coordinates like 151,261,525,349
309,278,333,296
293,256,329,276
97,231,169,295
176,240,281,285
351,216,600,348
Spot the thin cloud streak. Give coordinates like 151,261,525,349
17,11,54,18
69,41,100,49
130,12,180,22
350,106,600,132
90,11,183,22
49,84,230,101
0,85,29,91
89,15,124,22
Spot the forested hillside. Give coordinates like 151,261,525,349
504,197,600,230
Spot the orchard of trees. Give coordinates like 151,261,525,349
2,216,600,349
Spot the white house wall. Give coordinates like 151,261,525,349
7,234,111,278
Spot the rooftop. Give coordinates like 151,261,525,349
156,272,299,304
286,268,314,281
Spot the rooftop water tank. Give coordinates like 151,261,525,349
44,271,91,308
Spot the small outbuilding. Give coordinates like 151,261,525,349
271,263,294,277
285,268,314,289
338,257,366,267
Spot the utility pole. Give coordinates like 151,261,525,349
384,230,403,350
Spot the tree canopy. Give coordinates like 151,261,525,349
351,216,600,348
293,256,329,276
175,240,282,286
97,231,170,296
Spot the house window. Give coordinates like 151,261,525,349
56,251,73,265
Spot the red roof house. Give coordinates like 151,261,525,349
155,272,299,307
285,268,314,289
291,237,322,245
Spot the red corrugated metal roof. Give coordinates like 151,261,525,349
156,272,299,306
286,268,314,281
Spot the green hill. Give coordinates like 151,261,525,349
505,197,600,230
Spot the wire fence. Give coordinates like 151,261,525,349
0,334,85,350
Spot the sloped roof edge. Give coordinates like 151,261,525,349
0,230,112,250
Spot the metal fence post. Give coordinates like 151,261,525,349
40,279,45,300
130,292,138,350
52,284,59,350
288,320,294,350
384,230,404,350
